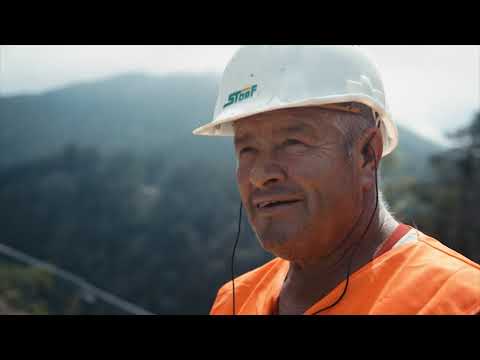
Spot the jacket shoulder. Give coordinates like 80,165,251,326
416,232,480,271
406,231,480,314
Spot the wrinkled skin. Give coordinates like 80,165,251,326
233,107,398,314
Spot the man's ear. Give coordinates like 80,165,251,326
358,127,382,169
356,127,382,191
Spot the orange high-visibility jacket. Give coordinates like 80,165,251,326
210,225,480,315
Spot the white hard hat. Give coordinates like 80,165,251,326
193,45,398,157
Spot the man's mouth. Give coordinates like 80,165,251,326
251,198,303,218
256,199,302,209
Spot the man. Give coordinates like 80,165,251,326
193,46,480,315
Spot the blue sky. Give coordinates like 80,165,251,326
1,45,478,146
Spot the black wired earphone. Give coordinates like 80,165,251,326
231,121,380,315
310,140,379,314
231,201,242,315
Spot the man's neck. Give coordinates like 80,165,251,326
278,207,399,315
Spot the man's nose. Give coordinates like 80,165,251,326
249,160,286,189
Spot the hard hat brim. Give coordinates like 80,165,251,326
193,95,398,158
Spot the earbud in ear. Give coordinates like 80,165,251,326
362,144,369,161
362,141,377,168
362,144,369,157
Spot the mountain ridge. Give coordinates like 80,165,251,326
0,72,443,173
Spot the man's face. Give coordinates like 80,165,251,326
233,108,363,263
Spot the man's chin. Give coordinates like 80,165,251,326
258,239,299,262
253,218,321,260
255,228,300,259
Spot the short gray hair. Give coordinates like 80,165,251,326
326,103,392,213
329,102,377,158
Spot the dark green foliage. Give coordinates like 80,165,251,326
407,111,480,263
0,144,269,314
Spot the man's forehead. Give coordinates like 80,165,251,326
233,108,330,139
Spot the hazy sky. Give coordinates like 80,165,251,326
1,45,478,145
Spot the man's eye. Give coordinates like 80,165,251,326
240,147,255,155
284,139,305,146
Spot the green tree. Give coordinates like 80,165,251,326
411,111,480,262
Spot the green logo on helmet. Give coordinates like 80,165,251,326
223,84,257,108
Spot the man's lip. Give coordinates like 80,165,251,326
252,196,304,209
254,199,303,216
